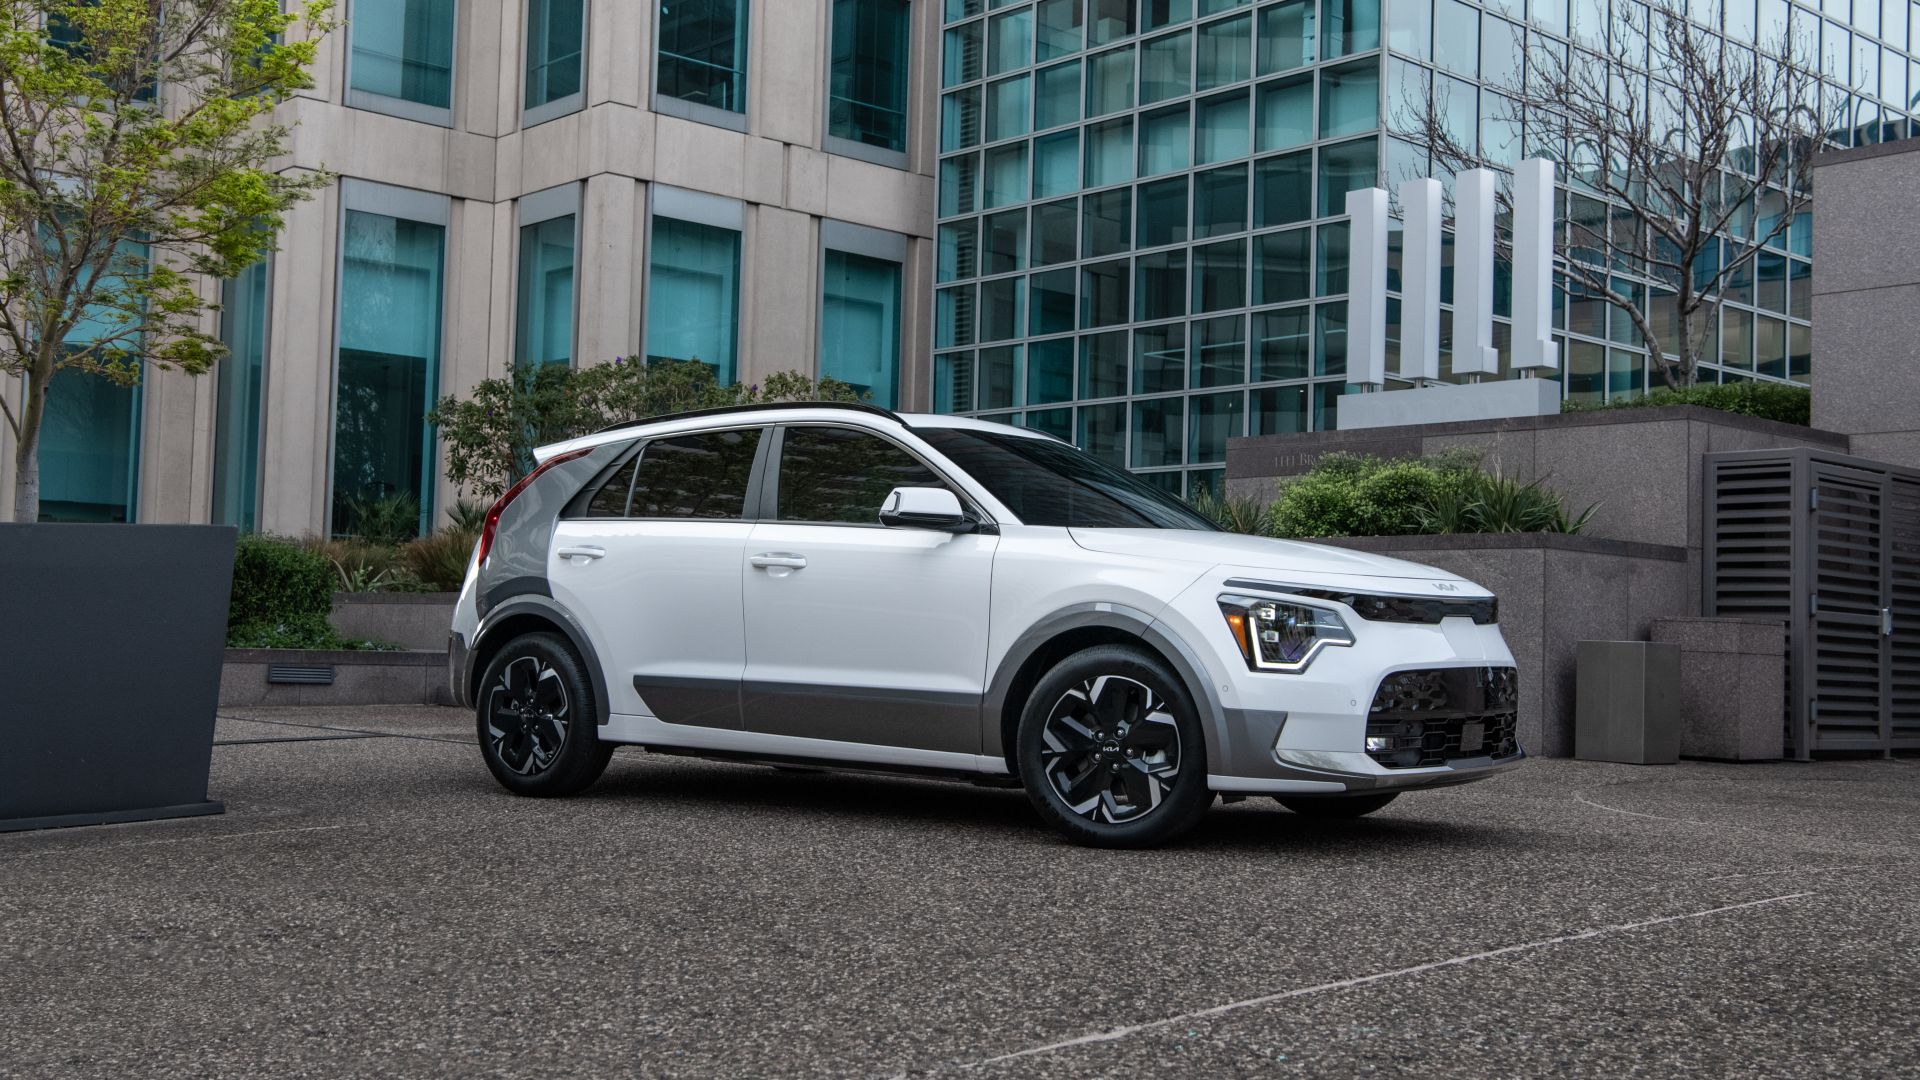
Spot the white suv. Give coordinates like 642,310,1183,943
449,403,1522,847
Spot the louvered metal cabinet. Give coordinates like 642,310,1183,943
1704,448,1920,759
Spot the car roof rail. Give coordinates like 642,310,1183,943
593,399,905,436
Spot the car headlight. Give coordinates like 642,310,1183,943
1217,594,1355,673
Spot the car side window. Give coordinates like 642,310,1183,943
583,455,639,517
630,428,762,519
776,426,949,525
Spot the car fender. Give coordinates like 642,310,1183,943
981,602,1229,767
469,595,613,726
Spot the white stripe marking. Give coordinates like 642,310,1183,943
970,891,1815,1068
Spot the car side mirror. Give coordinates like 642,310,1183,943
879,486,970,531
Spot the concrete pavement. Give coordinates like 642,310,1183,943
2,706,1916,1078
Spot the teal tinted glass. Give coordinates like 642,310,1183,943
659,0,749,112
1319,60,1378,138
352,0,456,108
831,0,912,152
1259,0,1316,72
335,211,444,538
1256,73,1313,150
1323,0,1380,55
646,216,741,381
821,250,903,407
526,0,585,110
516,215,576,368
212,259,270,532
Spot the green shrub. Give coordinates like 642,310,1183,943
1562,381,1810,425
1265,453,1596,538
406,526,478,591
229,535,335,636
227,613,342,650
1188,487,1276,535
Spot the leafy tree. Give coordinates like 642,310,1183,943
1392,0,1840,389
429,359,871,499
0,0,335,521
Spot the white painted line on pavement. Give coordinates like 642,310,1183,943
2,822,370,858
967,891,1816,1069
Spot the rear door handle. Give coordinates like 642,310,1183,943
750,553,808,570
557,545,605,561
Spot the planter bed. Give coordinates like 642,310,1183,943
1316,533,1692,758
221,648,454,708
329,591,458,652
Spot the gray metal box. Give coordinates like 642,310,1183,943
1575,641,1682,765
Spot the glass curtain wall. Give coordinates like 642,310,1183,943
645,216,742,382
830,0,913,153
821,249,905,407
333,210,445,539
38,236,147,523
350,0,457,109
936,0,1383,494
658,0,749,113
515,216,576,367
212,259,270,532
525,0,585,112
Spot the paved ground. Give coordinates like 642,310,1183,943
2,706,1917,1079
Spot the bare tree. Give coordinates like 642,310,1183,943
1391,0,1843,389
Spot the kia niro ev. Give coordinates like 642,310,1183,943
448,402,1523,847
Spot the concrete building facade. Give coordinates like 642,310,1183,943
2,0,940,538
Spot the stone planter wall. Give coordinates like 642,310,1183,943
1228,406,1847,615
1651,617,1788,761
221,649,452,708
329,592,458,652
1316,534,1693,758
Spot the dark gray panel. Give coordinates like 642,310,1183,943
0,524,234,827
741,682,980,754
633,675,743,730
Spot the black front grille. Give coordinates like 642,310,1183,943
1366,666,1520,768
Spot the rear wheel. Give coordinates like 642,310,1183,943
1276,792,1399,818
477,632,614,797
1016,645,1212,848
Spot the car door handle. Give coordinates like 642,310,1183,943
556,545,605,561
750,553,808,570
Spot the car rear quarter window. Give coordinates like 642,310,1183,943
776,426,948,525
630,428,762,519
584,455,639,517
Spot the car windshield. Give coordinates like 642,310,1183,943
914,427,1219,531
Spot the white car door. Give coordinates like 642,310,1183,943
546,426,766,729
740,424,998,756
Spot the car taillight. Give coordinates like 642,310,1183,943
476,448,591,569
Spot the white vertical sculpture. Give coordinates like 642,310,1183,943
1512,158,1561,372
1452,168,1500,377
1345,186,1389,388
1398,178,1442,383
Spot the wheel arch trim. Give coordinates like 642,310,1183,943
981,603,1228,772
468,597,612,726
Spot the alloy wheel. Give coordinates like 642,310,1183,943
1040,675,1182,824
485,655,571,775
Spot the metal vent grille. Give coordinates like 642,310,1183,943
267,664,335,685
1706,449,1919,758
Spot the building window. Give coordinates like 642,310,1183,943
525,0,586,120
349,0,457,120
516,187,579,369
40,236,146,523
333,189,447,539
646,215,742,383
830,0,912,158
821,250,904,407
658,0,749,116
212,259,270,532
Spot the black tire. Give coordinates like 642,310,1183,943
1016,644,1212,848
1275,791,1399,818
476,632,614,797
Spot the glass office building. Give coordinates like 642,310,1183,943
933,0,1920,495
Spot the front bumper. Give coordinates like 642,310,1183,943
1210,744,1528,795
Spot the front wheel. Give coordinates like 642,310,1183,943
1276,792,1399,818
1016,645,1213,848
477,632,614,797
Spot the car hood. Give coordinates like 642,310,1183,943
1068,528,1488,592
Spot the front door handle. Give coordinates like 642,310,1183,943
750,552,808,571
556,545,605,561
